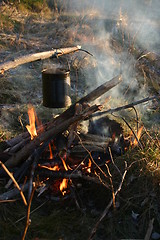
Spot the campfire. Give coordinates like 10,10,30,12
0,46,159,240
0,62,158,201
2,72,157,206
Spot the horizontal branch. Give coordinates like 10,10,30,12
92,94,160,117
0,46,81,74
37,169,104,186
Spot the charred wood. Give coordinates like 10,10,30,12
0,182,29,201
3,105,102,168
2,75,122,156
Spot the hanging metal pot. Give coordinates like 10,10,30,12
42,68,71,108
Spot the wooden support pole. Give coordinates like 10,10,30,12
0,46,81,74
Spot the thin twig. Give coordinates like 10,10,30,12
89,161,128,240
144,218,154,240
92,95,160,118
21,182,38,240
108,147,122,177
132,106,139,134
110,112,143,149
0,161,27,206
15,200,48,224
75,132,109,180
120,116,143,149
0,199,17,203
69,154,89,176
79,48,93,56
105,163,115,209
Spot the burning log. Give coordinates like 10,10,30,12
2,74,122,158
0,46,81,74
3,104,102,168
0,73,123,203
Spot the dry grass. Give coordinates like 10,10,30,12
0,2,159,240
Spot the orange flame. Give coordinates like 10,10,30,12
59,151,69,195
26,106,37,140
132,126,143,146
49,143,53,159
87,159,92,173
60,156,68,171
60,178,68,195
38,164,60,171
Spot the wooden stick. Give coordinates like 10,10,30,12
89,161,128,240
54,75,122,121
0,46,81,74
37,169,105,186
0,161,27,206
144,218,154,240
22,183,38,240
92,94,160,117
70,142,109,153
3,105,102,168
3,74,122,152
78,75,122,104
0,183,29,201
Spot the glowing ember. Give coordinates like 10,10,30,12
60,178,68,195
60,156,68,171
87,159,92,173
59,153,69,195
49,143,53,159
38,164,60,171
26,106,37,140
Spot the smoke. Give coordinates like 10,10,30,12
66,0,160,114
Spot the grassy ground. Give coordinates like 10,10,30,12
0,1,160,240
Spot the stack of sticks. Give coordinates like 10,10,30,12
0,74,122,201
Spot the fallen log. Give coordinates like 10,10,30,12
0,46,81,74
3,104,102,168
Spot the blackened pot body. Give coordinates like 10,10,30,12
42,68,71,108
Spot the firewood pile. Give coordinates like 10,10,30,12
0,72,123,200
0,69,159,203
0,47,159,239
